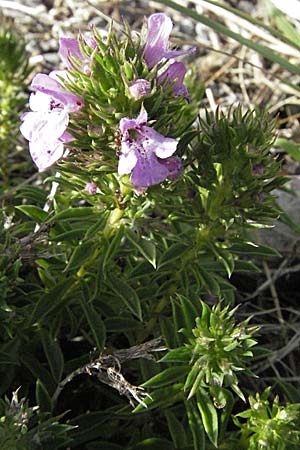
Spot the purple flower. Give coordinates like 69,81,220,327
128,79,151,99
158,61,189,97
143,13,196,69
20,72,83,171
118,109,181,188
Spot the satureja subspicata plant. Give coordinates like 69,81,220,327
10,10,299,450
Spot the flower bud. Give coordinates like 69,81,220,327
128,79,151,99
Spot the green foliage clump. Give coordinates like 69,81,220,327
233,389,300,450
0,390,74,450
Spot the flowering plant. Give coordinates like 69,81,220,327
1,11,298,450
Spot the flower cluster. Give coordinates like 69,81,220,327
20,13,195,187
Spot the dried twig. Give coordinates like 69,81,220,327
52,337,166,409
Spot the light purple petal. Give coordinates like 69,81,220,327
31,73,84,112
118,141,138,175
29,91,55,112
136,108,148,127
119,117,139,135
162,46,196,61
158,61,189,96
59,37,83,68
131,152,169,187
20,110,69,143
29,140,64,172
144,13,173,68
60,131,75,143
119,109,149,134
160,155,183,179
140,126,178,159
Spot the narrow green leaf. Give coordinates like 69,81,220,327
50,207,98,222
102,226,124,273
133,383,184,412
186,400,206,450
219,389,235,441
178,294,198,332
20,350,56,395
211,245,235,277
198,269,220,295
158,242,188,269
15,205,49,223
165,409,188,448
127,231,157,268
49,228,86,241
80,288,106,353
142,366,189,388
159,347,190,364
65,239,98,271
36,379,52,412
40,329,64,382
196,389,218,447
28,278,74,325
230,241,281,257
108,275,142,320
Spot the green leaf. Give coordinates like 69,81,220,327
133,383,184,412
165,409,188,448
49,228,86,242
198,269,220,296
28,278,74,325
102,226,124,274
16,186,48,204
65,239,98,271
80,285,106,353
108,274,142,320
159,347,191,364
230,241,281,257
20,350,56,395
15,205,49,223
211,245,235,277
142,366,189,388
69,411,113,446
40,329,64,383
186,400,206,450
275,138,300,161
196,388,218,447
178,294,199,332
50,207,99,222
127,231,157,268
36,379,52,412
158,242,188,269
219,390,235,441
